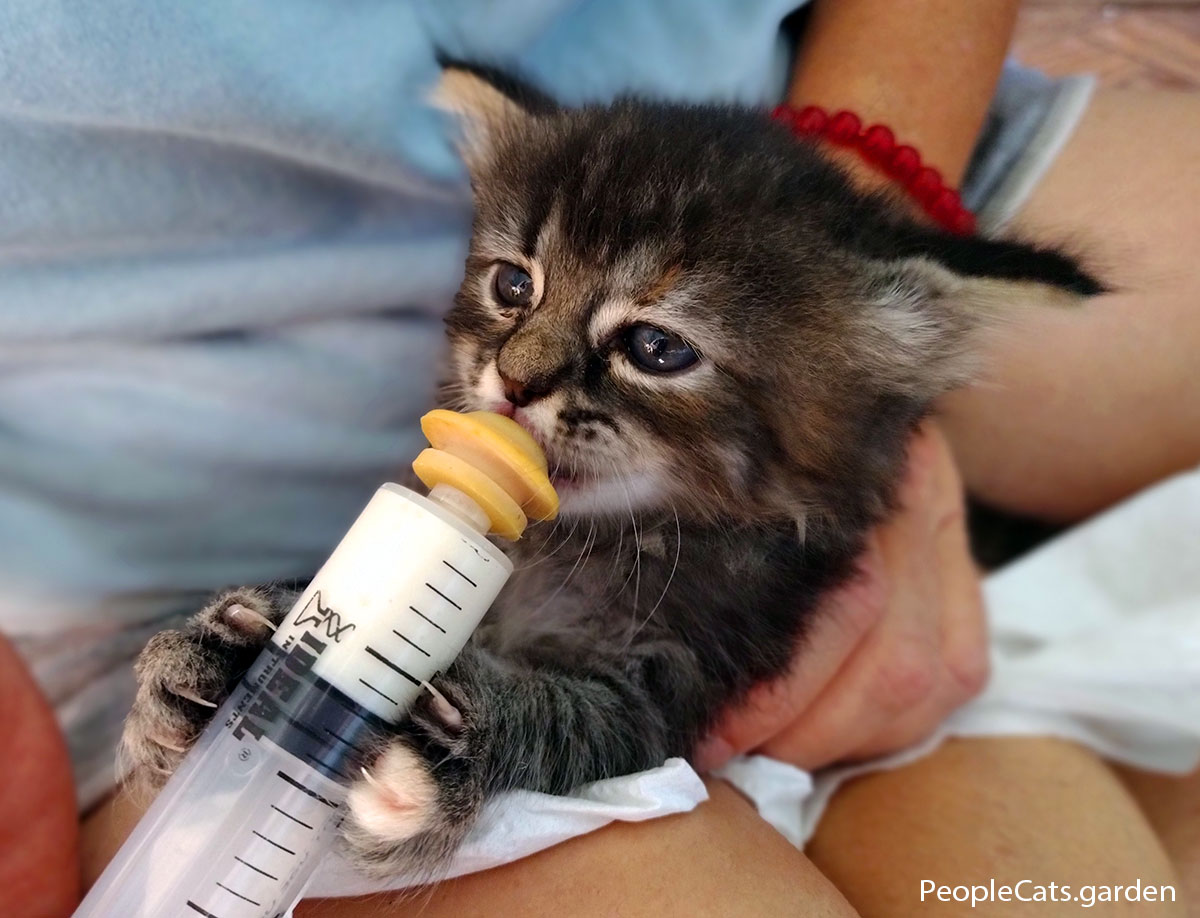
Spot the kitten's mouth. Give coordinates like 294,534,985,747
548,467,594,492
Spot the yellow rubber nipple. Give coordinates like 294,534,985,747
412,410,559,540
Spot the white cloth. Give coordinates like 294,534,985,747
299,463,1200,902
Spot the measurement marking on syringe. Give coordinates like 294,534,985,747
358,678,399,706
424,583,462,610
304,752,351,781
270,804,314,829
234,856,279,880
283,714,329,747
393,629,431,656
442,560,477,587
186,902,221,917
252,830,295,855
408,606,446,634
277,770,338,808
216,882,261,906
366,646,422,686
323,726,364,753
276,714,354,778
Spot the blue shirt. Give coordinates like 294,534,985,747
0,0,798,619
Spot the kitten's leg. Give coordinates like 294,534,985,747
341,643,695,878
121,586,294,787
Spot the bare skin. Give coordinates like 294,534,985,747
1115,766,1200,911
0,635,79,918
940,88,1200,522
788,0,1021,186
809,738,1186,917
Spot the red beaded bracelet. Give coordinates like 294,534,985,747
771,104,977,236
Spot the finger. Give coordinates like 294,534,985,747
755,423,966,767
693,534,888,770
703,423,975,772
907,422,989,699
937,520,990,699
849,478,987,759
758,479,945,768
897,420,945,514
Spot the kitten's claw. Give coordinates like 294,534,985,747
224,602,278,637
148,731,189,753
122,587,289,786
174,687,218,709
421,679,463,732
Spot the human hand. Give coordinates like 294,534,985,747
695,421,988,772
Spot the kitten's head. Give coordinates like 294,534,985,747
435,64,1101,543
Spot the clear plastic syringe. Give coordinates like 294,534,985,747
74,410,558,918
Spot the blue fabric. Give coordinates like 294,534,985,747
963,65,1061,215
0,1,801,616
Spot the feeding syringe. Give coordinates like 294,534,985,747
73,410,558,918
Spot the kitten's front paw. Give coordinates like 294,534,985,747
342,679,485,878
121,588,283,787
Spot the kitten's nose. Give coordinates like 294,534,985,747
499,370,547,408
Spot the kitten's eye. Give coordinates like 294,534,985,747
623,324,699,373
493,262,534,308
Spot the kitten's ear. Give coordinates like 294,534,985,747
856,232,1106,399
431,59,556,172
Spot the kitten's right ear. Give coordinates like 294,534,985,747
431,58,556,172
850,228,1106,401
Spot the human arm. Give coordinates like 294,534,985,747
787,0,1020,189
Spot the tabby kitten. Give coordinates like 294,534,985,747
123,64,1100,877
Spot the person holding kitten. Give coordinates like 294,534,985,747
3,1,1198,916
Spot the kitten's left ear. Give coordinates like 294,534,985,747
855,229,1106,399
431,59,556,172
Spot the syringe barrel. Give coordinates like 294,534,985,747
74,484,512,918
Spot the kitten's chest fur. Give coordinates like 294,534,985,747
480,516,860,735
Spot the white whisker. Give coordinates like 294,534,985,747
604,457,644,631
631,499,682,641
524,518,595,621
514,513,578,571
